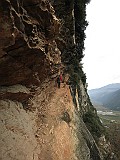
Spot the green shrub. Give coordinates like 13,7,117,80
83,110,105,141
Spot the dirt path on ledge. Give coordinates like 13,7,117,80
31,81,76,160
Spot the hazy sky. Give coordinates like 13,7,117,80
83,0,120,90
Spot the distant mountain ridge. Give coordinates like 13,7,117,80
88,83,120,111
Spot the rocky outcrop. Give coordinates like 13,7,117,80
0,85,31,102
0,0,61,86
0,0,112,160
0,100,38,160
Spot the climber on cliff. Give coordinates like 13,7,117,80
60,73,63,82
56,73,63,88
56,75,60,88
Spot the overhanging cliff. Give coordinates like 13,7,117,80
0,0,112,160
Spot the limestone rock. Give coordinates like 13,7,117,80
0,0,61,86
0,100,39,160
0,85,31,102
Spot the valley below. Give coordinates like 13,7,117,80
94,104,120,159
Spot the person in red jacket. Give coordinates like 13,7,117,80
60,74,63,82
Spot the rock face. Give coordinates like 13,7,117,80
0,0,111,160
0,100,38,160
0,0,61,86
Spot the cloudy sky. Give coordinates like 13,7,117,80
83,0,120,89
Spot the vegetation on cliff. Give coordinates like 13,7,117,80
83,109,105,141
65,0,90,86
